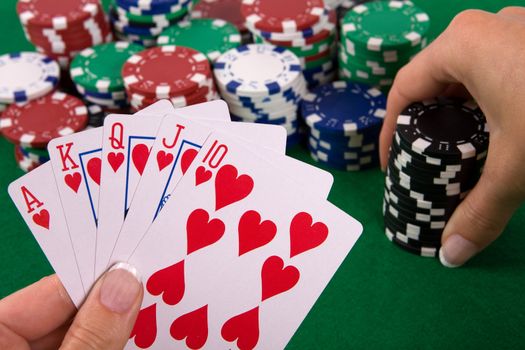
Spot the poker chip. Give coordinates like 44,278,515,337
18,0,112,64
383,98,489,258
214,44,306,146
0,52,60,104
243,1,338,89
123,45,217,111
339,1,430,90
157,19,241,61
0,91,88,148
191,0,252,43
110,0,193,47
301,81,386,170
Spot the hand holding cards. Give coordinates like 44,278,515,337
8,100,363,349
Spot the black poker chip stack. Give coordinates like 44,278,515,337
383,98,490,258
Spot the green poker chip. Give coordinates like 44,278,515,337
254,34,336,58
157,18,241,61
70,42,143,93
341,1,430,52
114,2,189,25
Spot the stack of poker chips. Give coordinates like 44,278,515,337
0,91,88,172
339,1,430,90
383,98,489,258
157,18,242,62
241,0,338,90
110,0,194,47
191,0,252,44
70,42,143,113
214,44,307,146
17,0,112,70
302,81,386,171
122,45,218,112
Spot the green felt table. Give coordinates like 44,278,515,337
2,0,525,348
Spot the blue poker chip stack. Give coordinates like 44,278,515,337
109,0,194,47
301,80,386,171
214,44,307,147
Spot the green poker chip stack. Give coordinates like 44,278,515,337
339,1,430,91
70,42,143,110
157,18,242,62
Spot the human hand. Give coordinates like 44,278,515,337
379,7,525,267
0,263,143,349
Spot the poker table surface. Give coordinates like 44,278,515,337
2,1,525,348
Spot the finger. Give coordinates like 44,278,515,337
0,322,30,350
498,6,525,21
60,263,143,350
0,274,76,341
439,145,524,267
379,41,455,170
30,322,71,350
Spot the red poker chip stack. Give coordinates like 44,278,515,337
17,0,112,70
122,46,219,112
191,0,252,44
241,0,338,89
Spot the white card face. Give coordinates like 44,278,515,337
171,100,231,122
95,114,165,277
125,132,363,350
47,128,103,289
8,163,85,307
47,101,176,289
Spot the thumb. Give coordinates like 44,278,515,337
439,164,520,268
60,263,143,349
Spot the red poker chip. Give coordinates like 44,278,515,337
0,91,88,148
241,0,326,33
14,147,41,173
193,0,247,32
17,0,102,30
122,46,212,100
24,12,110,41
262,9,336,47
304,46,333,63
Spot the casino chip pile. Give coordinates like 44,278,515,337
214,44,306,146
302,81,386,171
339,1,430,90
243,0,338,89
157,18,242,62
384,98,489,257
191,0,252,44
70,42,143,112
17,0,112,69
0,92,88,172
110,0,193,47
337,0,372,21
122,45,218,112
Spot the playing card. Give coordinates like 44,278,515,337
96,103,233,275
126,131,362,349
8,163,85,307
47,100,176,289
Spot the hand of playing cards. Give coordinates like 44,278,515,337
8,100,363,349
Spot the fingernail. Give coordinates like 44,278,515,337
439,234,479,268
100,262,141,313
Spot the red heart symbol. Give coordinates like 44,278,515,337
290,212,329,258
261,256,299,302
87,157,101,185
146,260,185,306
156,151,174,172
221,307,260,350
32,209,50,230
215,164,253,211
64,172,82,193
181,148,198,175
238,210,276,256
170,305,208,349
195,166,212,186
129,303,157,349
186,209,225,255
107,152,124,173
132,144,150,176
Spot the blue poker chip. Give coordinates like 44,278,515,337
17,146,50,163
302,81,386,136
116,0,187,12
75,84,127,101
